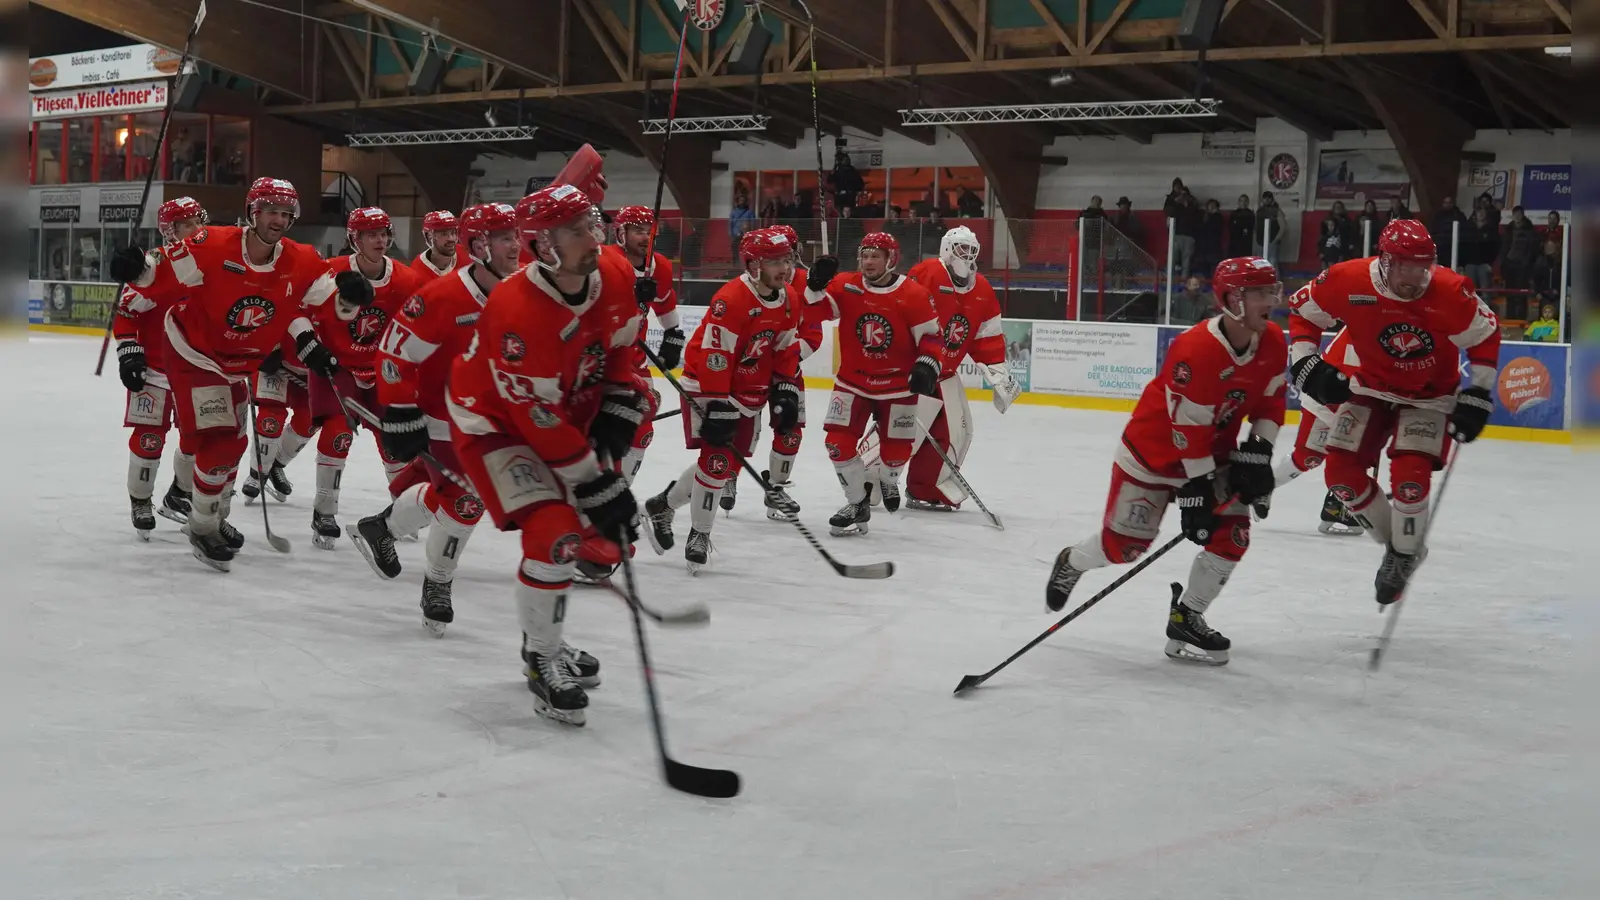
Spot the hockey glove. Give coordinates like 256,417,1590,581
294,331,339,378
109,246,149,285
1450,386,1493,444
807,255,839,292
909,356,941,398
770,381,803,431
699,398,742,447
633,276,657,311
259,347,284,376
573,470,638,544
984,364,1022,413
1176,474,1221,545
334,270,375,306
1227,435,1275,507
589,388,648,463
116,341,147,393
1290,354,1351,407
658,327,686,371
377,404,430,463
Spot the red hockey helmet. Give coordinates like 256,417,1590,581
613,205,655,234
422,210,458,233
1211,256,1282,321
740,227,795,267
246,177,300,222
346,206,393,251
459,202,518,262
773,224,800,248
858,230,900,270
156,196,207,241
516,183,604,267
1376,219,1437,299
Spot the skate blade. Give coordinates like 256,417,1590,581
348,532,400,580
135,527,153,541
829,523,869,536
1318,521,1365,536
766,509,796,522
191,547,231,573
266,485,289,503
531,696,586,727
312,534,340,551
423,619,448,638
156,507,188,525
1164,639,1229,666
687,559,706,576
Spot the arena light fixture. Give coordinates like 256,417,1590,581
346,126,538,147
898,99,1221,126
1545,45,1571,57
639,115,769,134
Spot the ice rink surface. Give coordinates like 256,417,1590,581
12,334,1584,900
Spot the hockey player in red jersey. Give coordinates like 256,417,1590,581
805,231,943,534
411,209,459,285
108,177,329,571
605,205,682,481
349,202,521,635
1044,258,1288,665
639,227,804,573
287,206,423,548
114,196,207,537
446,184,648,725
1288,219,1499,605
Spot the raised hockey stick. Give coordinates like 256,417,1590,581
94,0,208,376
913,420,1003,530
643,17,691,261
1369,450,1460,671
653,407,683,422
640,341,894,580
618,554,742,798
791,0,829,255
246,391,292,554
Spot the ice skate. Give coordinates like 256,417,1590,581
420,578,453,637
312,511,342,550
523,647,588,726
720,476,737,512
350,506,401,579
218,519,245,551
560,642,601,689
240,468,268,504
1375,545,1424,607
762,470,800,522
1250,493,1271,521
188,528,235,572
906,495,958,513
643,485,676,553
130,495,155,540
157,482,191,525
572,559,618,586
878,473,901,512
685,527,712,575
1044,547,1085,612
828,483,874,536
1164,583,1230,665
1317,490,1365,535
265,463,293,502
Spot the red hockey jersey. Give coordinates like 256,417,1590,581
808,272,942,399
1289,258,1500,409
113,284,178,375
1117,317,1288,487
446,253,643,487
680,274,802,411
376,264,493,429
791,264,827,359
410,251,457,287
295,255,422,384
603,244,680,329
907,258,1006,379
132,225,327,377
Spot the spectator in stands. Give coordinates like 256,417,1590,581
1255,191,1285,267
1475,192,1502,225
1545,210,1564,246
1356,199,1383,254
1081,195,1106,220
1429,195,1468,256
1523,303,1561,342
1196,198,1225,276
1531,236,1564,300
760,195,782,226
730,194,757,241
1227,194,1255,258
921,208,948,259
1318,217,1346,269
1169,274,1209,325
1500,206,1541,291
1110,196,1144,248
1459,205,1501,290
1327,201,1356,259
1167,191,1201,278
830,150,864,216
1163,179,1188,218
957,187,984,218
1383,196,1414,227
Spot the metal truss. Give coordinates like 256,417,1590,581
346,126,539,147
899,99,1221,126
639,115,769,134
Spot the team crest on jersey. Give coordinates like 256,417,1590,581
1378,322,1435,359
856,313,894,355
639,430,654,449
1314,270,1328,286
706,453,731,478
530,405,560,428
501,332,526,362
551,532,581,565
226,296,274,333
943,314,970,351
711,299,728,318
333,433,354,454
350,306,388,345
454,494,485,522
189,228,208,245
1171,431,1188,450
258,414,282,437
740,329,775,369
139,432,161,453
1230,523,1250,549
1216,388,1248,427
1394,481,1425,503
778,431,800,450
1329,484,1357,503
381,359,401,384
1172,361,1192,385
403,295,425,318
705,352,729,372
574,343,606,388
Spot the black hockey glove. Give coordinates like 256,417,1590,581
909,355,941,398
589,388,648,463
334,269,375,306
294,330,339,378
807,255,839,292
657,326,686,371
109,246,149,285
573,470,638,544
259,347,284,376
633,276,657,310
699,398,742,447
116,341,147,393
1450,386,1493,444
377,404,430,463
1176,474,1220,545
1290,354,1351,407
770,381,803,432
1227,435,1275,507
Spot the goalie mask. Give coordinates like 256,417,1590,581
939,226,981,282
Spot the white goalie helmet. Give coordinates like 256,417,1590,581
940,226,981,280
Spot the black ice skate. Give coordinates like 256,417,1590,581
523,648,588,726
521,638,601,690
685,528,712,575
1250,493,1271,521
265,463,293,502
906,496,957,513
350,506,401,579
130,495,156,540
762,470,800,522
1318,490,1365,536
312,511,342,550
720,477,737,512
829,483,874,536
1164,583,1230,665
218,519,246,551
1045,547,1085,612
188,528,235,572
878,474,902,512
571,559,618,586
157,482,191,524
420,578,453,637
241,469,265,504
1375,545,1423,607
643,485,676,553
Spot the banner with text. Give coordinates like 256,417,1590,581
31,81,170,120
1031,322,1155,398
37,280,119,329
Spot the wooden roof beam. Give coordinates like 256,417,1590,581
346,0,563,85
1204,70,1335,141
1463,54,1517,132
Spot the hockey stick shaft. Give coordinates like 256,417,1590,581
913,418,1002,530
792,0,829,255
246,389,292,554
95,1,208,376
1369,449,1460,670
653,407,682,422
644,21,690,261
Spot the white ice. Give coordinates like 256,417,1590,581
12,334,1584,900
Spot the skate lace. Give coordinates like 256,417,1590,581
537,651,578,691
687,530,714,556
421,579,451,608
218,520,242,541
765,484,799,511
1048,557,1081,593
1180,606,1218,638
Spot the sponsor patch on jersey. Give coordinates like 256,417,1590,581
706,453,731,478
843,283,864,294
455,313,479,326
944,314,970,351
938,285,955,294
222,259,245,274
380,358,401,384
559,317,580,342
1401,418,1439,442
711,299,728,318
856,313,894,354
530,405,560,428
1218,366,1234,381
1172,430,1188,450
225,295,274,333
893,412,917,431
1122,546,1146,562
1348,294,1378,306
454,494,485,522
551,532,581,565
1378,322,1435,359
1172,361,1192,385
403,295,425,318
1314,269,1328,286
706,352,729,372
778,431,800,450
1394,480,1425,503
501,332,526,362
350,307,388,344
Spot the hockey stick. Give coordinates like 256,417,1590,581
791,0,829,255
653,407,682,422
643,19,690,261
618,554,742,798
640,341,894,579
1369,450,1460,671
94,0,208,376
913,419,1003,530
246,391,293,554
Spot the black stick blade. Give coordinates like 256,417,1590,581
953,674,984,695
836,560,895,580
665,760,741,798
